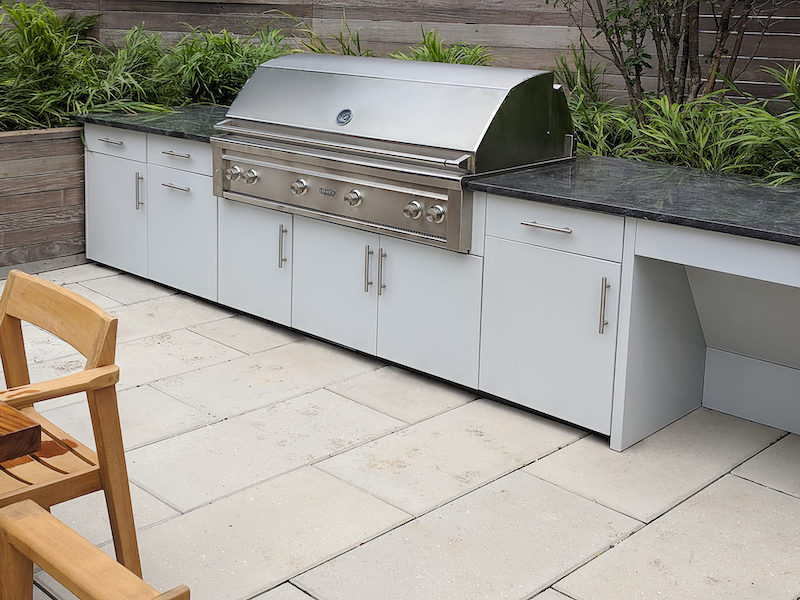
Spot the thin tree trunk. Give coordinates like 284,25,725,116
703,0,735,94
686,0,702,100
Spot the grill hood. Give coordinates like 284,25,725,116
220,54,573,174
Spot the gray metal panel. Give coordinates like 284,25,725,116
226,55,560,154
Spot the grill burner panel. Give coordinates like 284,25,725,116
211,54,573,253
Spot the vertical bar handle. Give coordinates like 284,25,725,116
278,224,288,269
364,245,374,292
135,172,144,210
378,249,387,296
599,277,611,334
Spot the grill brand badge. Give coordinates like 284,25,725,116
319,187,337,197
336,109,353,126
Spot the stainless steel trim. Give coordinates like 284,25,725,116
135,172,144,209
378,249,387,296
161,182,191,193
162,150,191,159
364,245,374,292
599,277,611,334
221,153,449,202
99,137,123,145
223,190,448,246
216,119,474,172
521,221,573,235
278,224,288,268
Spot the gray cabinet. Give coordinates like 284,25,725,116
218,199,293,327
292,216,483,387
84,124,217,300
479,195,624,434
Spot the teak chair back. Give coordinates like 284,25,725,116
0,500,189,600
0,270,141,576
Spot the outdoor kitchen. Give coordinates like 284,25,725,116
2,2,800,600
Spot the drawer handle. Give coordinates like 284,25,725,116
98,137,123,145
162,150,191,159
161,182,190,193
278,224,288,269
377,249,387,296
364,245,374,292
135,172,144,209
521,221,573,235
599,277,611,334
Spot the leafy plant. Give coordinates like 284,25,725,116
390,28,493,66
287,12,376,57
160,25,293,105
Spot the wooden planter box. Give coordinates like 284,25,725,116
0,127,86,273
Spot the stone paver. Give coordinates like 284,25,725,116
8,263,800,600
132,467,408,600
316,398,584,515
127,388,405,511
50,485,178,547
293,470,639,600
326,365,477,423
555,475,800,600
733,433,800,498
524,408,783,521
189,315,304,355
151,339,381,418
40,384,216,451
79,273,176,305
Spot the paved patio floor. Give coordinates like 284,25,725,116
5,262,800,600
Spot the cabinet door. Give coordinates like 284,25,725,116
147,165,217,301
377,236,483,388
292,216,378,354
85,151,147,277
480,236,621,434
218,199,293,327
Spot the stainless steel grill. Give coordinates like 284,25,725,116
211,54,573,253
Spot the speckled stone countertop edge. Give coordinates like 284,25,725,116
468,158,800,248
72,105,229,143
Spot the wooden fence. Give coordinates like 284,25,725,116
0,128,85,270
45,0,800,102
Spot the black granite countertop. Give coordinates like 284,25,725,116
469,156,800,247
73,104,229,143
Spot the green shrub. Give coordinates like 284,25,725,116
391,29,493,66
160,25,293,105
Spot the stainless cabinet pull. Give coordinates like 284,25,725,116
599,277,611,334
278,224,288,269
99,137,123,145
521,221,573,235
135,172,144,209
377,249,387,296
364,245,374,292
162,150,191,159
161,182,190,193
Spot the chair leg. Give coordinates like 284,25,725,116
86,386,142,578
0,527,34,600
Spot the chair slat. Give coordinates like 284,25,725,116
0,469,27,495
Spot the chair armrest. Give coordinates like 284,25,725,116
0,365,120,409
0,500,189,600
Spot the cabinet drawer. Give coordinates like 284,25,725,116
147,135,212,175
84,124,146,162
486,194,624,262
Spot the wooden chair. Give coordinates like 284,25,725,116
0,499,189,600
0,269,141,576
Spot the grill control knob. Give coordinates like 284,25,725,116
225,166,242,181
290,178,308,195
344,189,363,207
242,169,259,185
403,200,423,220
426,204,446,224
